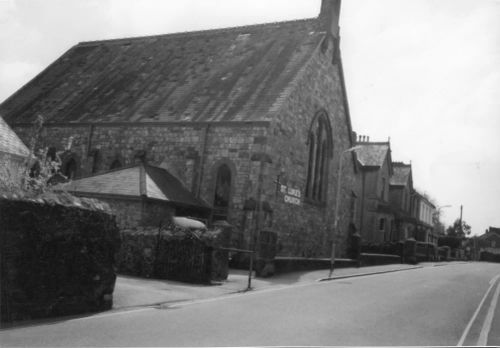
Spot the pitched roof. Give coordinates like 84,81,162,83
390,162,412,186
57,164,208,209
413,190,436,209
0,116,29,157
1,18,325,124
354,142,391,168
489,227,500,235
478,228,500,240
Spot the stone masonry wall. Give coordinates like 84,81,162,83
12,123,267,235
263,39,360,257
10,41,360,260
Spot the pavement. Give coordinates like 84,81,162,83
112,262,433,311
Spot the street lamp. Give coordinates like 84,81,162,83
330,145,361,277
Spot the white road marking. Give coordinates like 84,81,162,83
477,277,500,346
457,273,500,346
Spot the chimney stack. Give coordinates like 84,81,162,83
319,0,341,38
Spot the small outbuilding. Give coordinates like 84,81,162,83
57,163,211,229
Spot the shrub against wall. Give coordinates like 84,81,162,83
480,251,500,263
361,241,403,256
0,193,120,324
117,222,231,284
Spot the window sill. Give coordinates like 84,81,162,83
303,198,327,208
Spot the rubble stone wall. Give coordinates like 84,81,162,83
10,41,360,260
265,40,360,257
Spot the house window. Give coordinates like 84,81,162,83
350,192,357,222
379,218,386,231
213,164,231,221
381,178,386,200
305,113,332,202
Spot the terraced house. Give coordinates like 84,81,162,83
1,0,360,258
389,162,416,241
354,138,394,244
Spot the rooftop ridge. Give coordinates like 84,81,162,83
356,141,390,146
77,17,320,47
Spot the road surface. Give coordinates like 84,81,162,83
1,262,499,346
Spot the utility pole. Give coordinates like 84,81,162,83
459,205,463,235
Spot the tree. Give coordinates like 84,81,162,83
421,192,446,235
446,219,471,237
0,114,64,196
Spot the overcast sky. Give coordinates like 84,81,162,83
1,0,499,235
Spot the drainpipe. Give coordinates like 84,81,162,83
196,124,210,198
248,152,272,289
359,170,366,241
85,124,95,176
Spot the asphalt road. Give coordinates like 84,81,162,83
2,262,500,346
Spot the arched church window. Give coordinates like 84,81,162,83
63,158,77,180
305,113,332,202
29,161,41,178
90,149,101,174
46,147,57,162
213,164,232,221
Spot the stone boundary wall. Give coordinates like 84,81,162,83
0,193,120,324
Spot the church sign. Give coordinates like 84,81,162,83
280,184,302,206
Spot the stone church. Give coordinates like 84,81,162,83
1,0,360,258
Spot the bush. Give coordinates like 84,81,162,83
117,222,230,283
361,241,403,256
0,114,66,198
438,236,463,249
1,194,119,323
480,251,500,263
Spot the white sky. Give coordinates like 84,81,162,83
1,0,499,235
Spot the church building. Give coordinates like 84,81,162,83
1,0,359,258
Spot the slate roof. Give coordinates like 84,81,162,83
489,227,500,235
1,18,325,124
390,162,412,186
57,164,208,209
478,228,500,241
354,142,391,168
0,116,29,157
